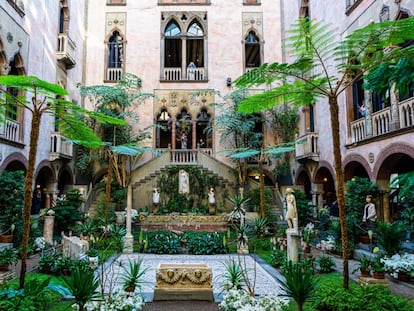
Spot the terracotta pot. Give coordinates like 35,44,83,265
0,235,13,243
305,245,311,253
360,268,371,277
373,271,385,279
359,235,370,244
124,285,135,292
397,272,411,282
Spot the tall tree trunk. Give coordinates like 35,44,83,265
258,159,265,218
104,152,114,216
19,111,42,289
328,95,349,289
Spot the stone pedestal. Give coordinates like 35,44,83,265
43,212,55,244
123,233,134,254
62,236,89,259
286,230,300,262
154,263,213,301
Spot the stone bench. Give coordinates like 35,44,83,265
154,263,213,301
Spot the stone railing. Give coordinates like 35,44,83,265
399,97,414,128
350,118,366,143
0,119,21,143
295,132,319,161
350,97,414,144
57,33,76,68
106,68,123,82
163,67,206,81
50,132,73,160
372,107,391,136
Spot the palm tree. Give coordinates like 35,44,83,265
235,17,414,289
0,75,125,288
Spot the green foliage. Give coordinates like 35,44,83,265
108,225,127,252
375,221,405,256
157,166,217,213
53,189,83,233
391,171,414,234
185,231,227,255
0,248,19,266
345,177,378,243
0,277,70,311
121,258,149,292
317,256,336,273
217,258,244,291
60,266,99,311
313,282,414,311
144,231,181,254
270,249,287,268
0,170,24,237
246,188,272,213
293,189,313,228
250,217,269,238
277,259,319,311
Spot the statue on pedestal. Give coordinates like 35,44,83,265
285,187,298,232
208,188,215,204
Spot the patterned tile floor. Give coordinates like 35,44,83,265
103,254,283,302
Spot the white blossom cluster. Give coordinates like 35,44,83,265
71,291,145,311
381,253,414,274
219,288,287,311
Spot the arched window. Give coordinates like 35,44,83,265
161,13,208,81
108,31,123,68
186,21,204,68
196,109,211,148
156,109,171,148
106,31,124,81
245,31,261,68
165,21,182,68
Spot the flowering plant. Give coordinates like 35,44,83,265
316,235,335,252
370,247,385,273
219,288,287,311
381,253,414,274
303,222,314,245
71,290,145,311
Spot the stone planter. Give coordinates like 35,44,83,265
0,235,13,243
397,272,411,282
373,271,385,279
360,268,371,277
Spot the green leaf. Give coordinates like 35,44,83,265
0,75,67,96
229,150,260,159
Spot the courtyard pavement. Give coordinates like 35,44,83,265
103,253,284,302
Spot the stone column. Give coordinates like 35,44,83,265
286,230,300,262
172,119,176,149
123,185,134,253
43,210,55,244
364,89,373,137
390,85,400,131
192,121,196,150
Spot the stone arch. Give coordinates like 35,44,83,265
295,166,312,199
395,7,412,20
373,142,414,181
0,152,27,171
33,162,55,214
57,165,74,193
314,161,336,205
8,52,26,75
342,153,372,181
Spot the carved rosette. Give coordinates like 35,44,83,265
156,264,212,289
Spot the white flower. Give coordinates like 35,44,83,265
219,289,286,311
381,253,414,274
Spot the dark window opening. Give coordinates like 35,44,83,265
245,31,260,68
108,31,123,68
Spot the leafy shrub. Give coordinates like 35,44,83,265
270,249,287,267
185,231,227,255
313,282,413,311
144,231,181,254
53,189,83,233
317,256,336,273
375,221,405,256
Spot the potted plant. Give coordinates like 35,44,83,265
353,255,371,277
370,247,385,279
121,258,149,293
0,248,19,271
303,222,314,253
381,253,414,282
87,248,99,269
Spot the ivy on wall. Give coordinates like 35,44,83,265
157,165,219,214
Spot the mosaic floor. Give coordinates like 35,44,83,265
102,254,283,302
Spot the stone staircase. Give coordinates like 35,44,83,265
131,150,238,211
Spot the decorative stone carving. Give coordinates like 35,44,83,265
62,235,89,259
154,263,213,301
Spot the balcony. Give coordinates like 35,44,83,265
295,132,319,162
0,119,21,144
162,67,206,82
50,133,73,161
57,33,76,69
350,97,414,144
